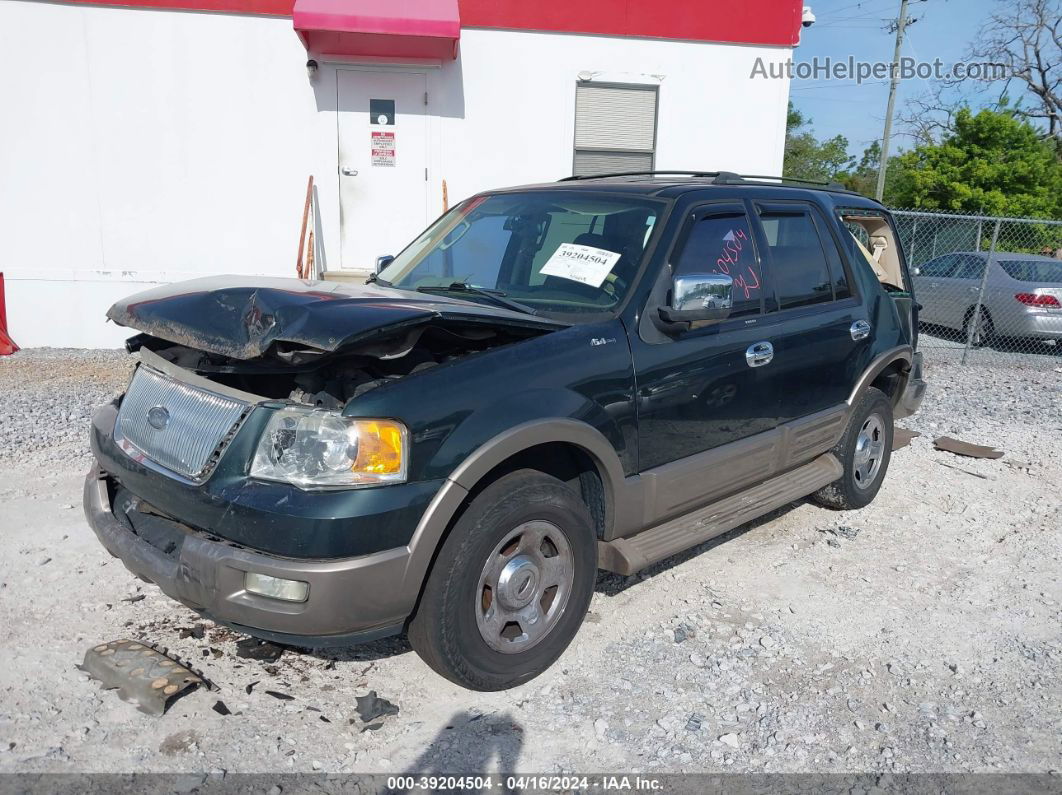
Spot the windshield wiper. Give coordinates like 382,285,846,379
366,272,392,287
415,283,538,316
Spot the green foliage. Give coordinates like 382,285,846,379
783,103,854,183
888,109,1062,218
837,141,884,197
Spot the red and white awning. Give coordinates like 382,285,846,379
293,0,460,60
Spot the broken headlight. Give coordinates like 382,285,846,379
250,408,408,489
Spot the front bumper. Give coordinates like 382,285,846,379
84,468,412,646
896,351,927,419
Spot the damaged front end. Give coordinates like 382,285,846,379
85,276,571,643
109,276,565,409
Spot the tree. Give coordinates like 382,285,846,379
837,141,882,196
783,103,855,182
832,141,912,202
968,0,1061,142
888,108,1062,217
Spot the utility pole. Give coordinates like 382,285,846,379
876,0,910,201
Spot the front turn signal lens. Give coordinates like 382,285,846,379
353,420,406,475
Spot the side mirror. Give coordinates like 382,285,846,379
375,255,395,274
658,273,733,326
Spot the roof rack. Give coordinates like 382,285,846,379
557,170,858,195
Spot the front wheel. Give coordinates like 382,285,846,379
811,386,894,510
964,307,994,348
408,469,596,691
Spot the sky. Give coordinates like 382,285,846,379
790,0,1000,158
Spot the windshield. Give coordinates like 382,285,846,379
999,259,1062,284
377,191,663,317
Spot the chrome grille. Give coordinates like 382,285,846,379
114,366,249,480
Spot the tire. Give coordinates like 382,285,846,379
407,469,596,691
811,386,894,511
963,306,994,348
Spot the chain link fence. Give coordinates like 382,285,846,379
889,209,1062,366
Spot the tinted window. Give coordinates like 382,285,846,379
999,259,1062,284
920,255,958,278
811,208,851,299
954,255,985,280
673,212,762,317
759,211,833,310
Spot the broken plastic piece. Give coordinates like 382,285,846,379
892,427,921,450
236,638,286,662
933,436,1003,460
355,690,399,723
79,639,202,716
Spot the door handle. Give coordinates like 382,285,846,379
850,319,872,340
340,166,359,176
745,341,774,368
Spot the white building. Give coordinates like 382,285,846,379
0,0,803,348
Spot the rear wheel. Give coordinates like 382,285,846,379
408,469,596,691
811,386,894,510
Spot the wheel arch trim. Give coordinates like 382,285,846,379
398,419,627,598
848,345,913,407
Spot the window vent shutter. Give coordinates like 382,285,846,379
575,85,657,151
573,84,657,176
573,151,653,177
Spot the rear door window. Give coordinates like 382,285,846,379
756,207,835,310
953,255,986,280
672,208,763,318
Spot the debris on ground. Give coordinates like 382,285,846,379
158,730,199,756
120,594,145,603
933,436,1004,459
673,623,696,643
354,691,399,723
78,639,202,716
212,700,231,716
235,638,286,662
892,427,922,450
178,624,206,640
264,690,295,701
820,525,861,541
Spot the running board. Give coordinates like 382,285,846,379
597,453,842,575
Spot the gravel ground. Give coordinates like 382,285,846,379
0,344,1060,776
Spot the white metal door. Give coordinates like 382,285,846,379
338,69,428,270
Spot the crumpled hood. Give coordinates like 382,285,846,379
107,275,565,360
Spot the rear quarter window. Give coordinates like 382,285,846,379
999,259,1062,284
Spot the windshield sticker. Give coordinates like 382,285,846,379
540,243,621,288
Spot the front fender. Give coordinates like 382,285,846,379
427,386,629,488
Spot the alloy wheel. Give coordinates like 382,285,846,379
475,520,574,654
